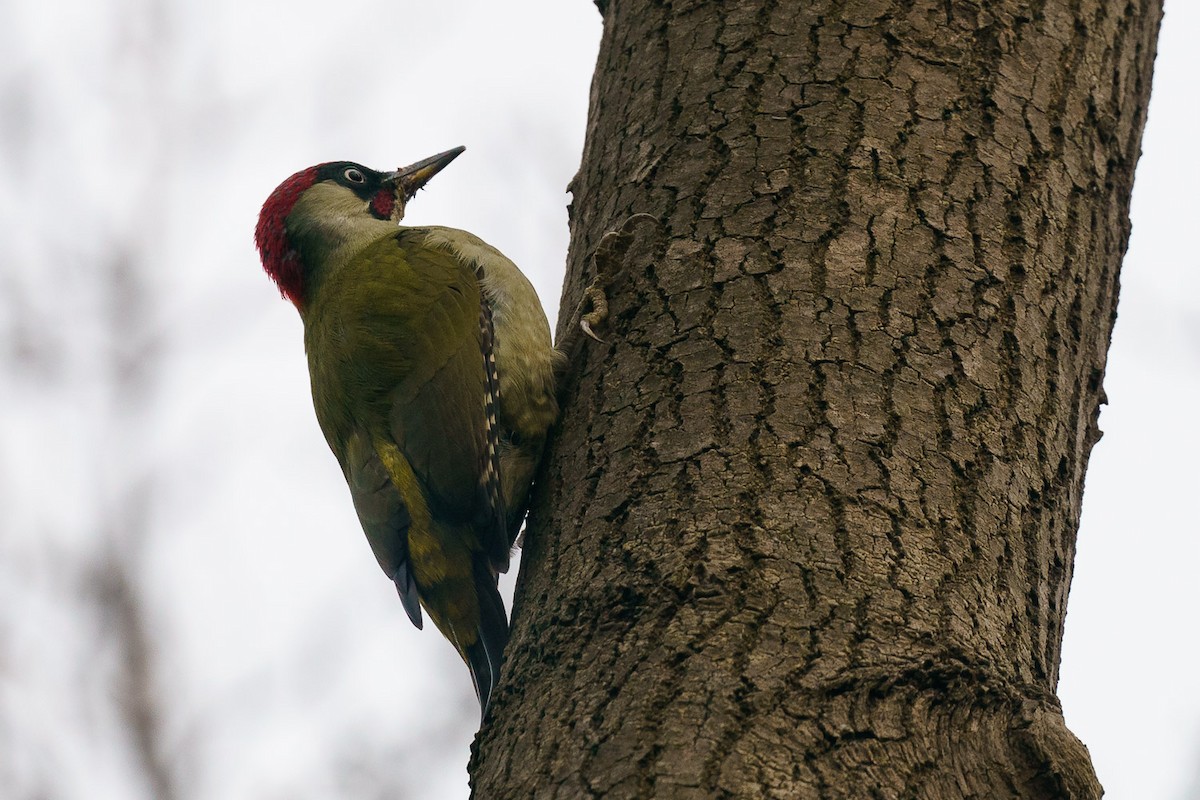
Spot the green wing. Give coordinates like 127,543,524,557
306,230,509,584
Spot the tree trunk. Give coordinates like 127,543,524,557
474,1,1161,797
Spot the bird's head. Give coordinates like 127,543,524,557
255,146,465,307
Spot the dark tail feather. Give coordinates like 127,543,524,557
464,557,509,719
391,561,423,629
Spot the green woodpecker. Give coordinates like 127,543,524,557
254,147,561,715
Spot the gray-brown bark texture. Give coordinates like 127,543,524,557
473,1,1161,797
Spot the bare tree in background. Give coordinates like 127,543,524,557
2,0,475,793
1,1,181,796
475,2,1162,797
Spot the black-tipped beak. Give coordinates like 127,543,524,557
384,146,466,199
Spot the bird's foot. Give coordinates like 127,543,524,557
571,213,659,344
554,214,660,391
578,282,608,344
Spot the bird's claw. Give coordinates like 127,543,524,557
555,214,660,390
578,284,608,344
577,213,657,346
580,319,603,344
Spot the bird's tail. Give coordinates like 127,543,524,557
463,555,509,719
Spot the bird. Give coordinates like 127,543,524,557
254,147,562,717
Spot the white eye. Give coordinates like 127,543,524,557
344,168,365,184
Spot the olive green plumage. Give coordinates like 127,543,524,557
417,226,563,540
305,229,509,705
255,152,558,716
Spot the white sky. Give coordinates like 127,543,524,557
1058,3,1200,798
0,1,1195,798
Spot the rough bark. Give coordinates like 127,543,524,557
474,1,1161,797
